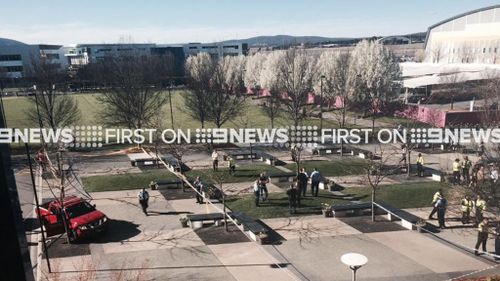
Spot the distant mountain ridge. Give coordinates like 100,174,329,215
219,32,426,47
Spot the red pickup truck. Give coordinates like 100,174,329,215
36,196,108,242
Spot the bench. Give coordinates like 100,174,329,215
313,145,341,156
375,202,421,230
155,179,183,189
187,213,229,229
358,150,381,160
231,212,268,242
225,150,258,160
163,155,189,173
331,203,372,216
268,172,296,183
258,152,277,165
131,158,160,167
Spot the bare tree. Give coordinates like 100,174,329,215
348,40,401,135
430,44,443,63
92,53,173,129
208,55,247,128
259,51,285,128
185,54,247,128
479,69,500,125
27,58,81,129
363,145,398,221
438,70,466,110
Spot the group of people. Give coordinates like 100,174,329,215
428,190,499,258
211,150,236,174
450,156,499,187
285,168,323,214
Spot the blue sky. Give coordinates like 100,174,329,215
0,0,499,44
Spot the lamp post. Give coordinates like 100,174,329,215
168,80,174,130
341,253,368,281
320,75,325,131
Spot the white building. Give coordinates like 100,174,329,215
182,42,248,59
425,5,500,64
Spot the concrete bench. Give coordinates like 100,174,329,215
163,155,190,173
156,179,183,189
231,212,268,242
268,172,296,183
332,203,372,216
225,150,258,160
258,152,277,165
187,213,229,229
130,158,160,167
375,202,421,230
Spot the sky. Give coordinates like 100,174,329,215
0,0,499,45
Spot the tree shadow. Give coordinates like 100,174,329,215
89,219,141,243
147,211,193,216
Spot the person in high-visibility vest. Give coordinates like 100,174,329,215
428,189,442,220
452,158,461,185
475,194,487,226
461,156,472,184
416,153,425,177
460,195,474,224
475,218,489,256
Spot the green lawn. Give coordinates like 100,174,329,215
343,181,451,209
285,158,368,177
4,90,343,130
226,190,347,219
82,170,178,192
185,164,284,183
226,181,451,219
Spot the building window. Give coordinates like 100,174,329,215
1,66,23,72
0,54,22,61
46,53,60,60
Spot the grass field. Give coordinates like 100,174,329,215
285,158,368,177
3,90,341,129
226,181,450,219
185,164,285,183
81,170,178,192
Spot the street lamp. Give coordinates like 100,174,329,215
319,75,325,131
341,253,368,281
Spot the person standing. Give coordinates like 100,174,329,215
399,144,407,166
416,153,425,177
475,218,489,256
228,157,236,175
194,176,204,204
452,158,461,185
310,168,322,197
428,189,442,220
297,168,309,203
253,180,261,207
211,150,219,171
462,156,472,184
138,187,150,216
490,165,498,184
494,222,500,261
259,172,269,201
436,196,447,229
475,194,487,226
460,195,474,224
286,183,298,214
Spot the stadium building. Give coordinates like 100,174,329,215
424,5,500,64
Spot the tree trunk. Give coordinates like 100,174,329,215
371,188,376,222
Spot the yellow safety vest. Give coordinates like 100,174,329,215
461,199,473,212
476,199,486,211
432,192,441,204
417,157,424,165
478,222,489,233
452,162,460,172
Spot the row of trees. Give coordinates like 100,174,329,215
27,40,402,136
184,40,402,131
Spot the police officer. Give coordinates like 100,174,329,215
194,176,204,204
416,153,425,177
460,195,473,224
462,156,472,184
436,196,447,229
286,183,298,214
475,218,489,256
428,189,442,220
452,158,461,185
137,187,150,216
475,194,486,226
